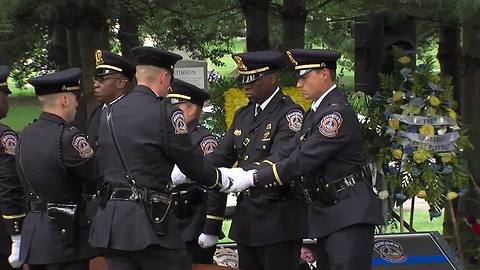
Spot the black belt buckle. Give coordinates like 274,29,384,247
110,188,138,201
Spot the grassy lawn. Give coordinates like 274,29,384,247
220,209,444,243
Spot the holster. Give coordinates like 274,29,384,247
98,182,112,209
46,203,78,242
145,190,172,236
172,187,204,218
318,179,340,206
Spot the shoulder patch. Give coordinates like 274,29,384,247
286,109,303,132
1,131,17,155
171,111,188,134
200,136,218,155
72,134,94,159
319,112,343,138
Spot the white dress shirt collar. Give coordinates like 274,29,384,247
311,84,336,112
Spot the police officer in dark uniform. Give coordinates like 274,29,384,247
0,65,24,269
226,49,384,270
208,51,307,270
16,67,100,270
87,49,135,149
167,79,226,264
88,46,237,270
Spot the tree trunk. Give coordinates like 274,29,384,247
239,0,270,51
118,6,141,62
437,22,461,248
459,12,480,269
437,24,461,106
51,24,69,70
281,0,306,50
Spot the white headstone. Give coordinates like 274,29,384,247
174,60,208,90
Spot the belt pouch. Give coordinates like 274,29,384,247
46,203,78,243
147,192,172,236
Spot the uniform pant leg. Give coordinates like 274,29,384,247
237,244,262,270
134,245,191,270
106,250,141,270
316,224,375,270
29,260,90,270
258,240,302,270
185,240,215,264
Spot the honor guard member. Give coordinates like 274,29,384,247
88,46,239,270
167,79,226,264
87,49,135,149
225,49,385,270
17,68,100,270
208,51,307,270
0,66,25,269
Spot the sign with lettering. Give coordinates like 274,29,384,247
174,60,208,90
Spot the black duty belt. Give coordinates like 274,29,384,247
29,200,82,212
241,185,290,197
109,187,170,202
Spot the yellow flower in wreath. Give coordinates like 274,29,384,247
413,149,430,163
429,96,441,107
388,118,400,130
426,107,437,116
438,153,453,163
392,91,405,102
447,109,457,121
392,149,403,159
417,190,427,198
430,75,441,82
398,56,411,65
419,124,435,137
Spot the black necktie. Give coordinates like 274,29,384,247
255,106,262,119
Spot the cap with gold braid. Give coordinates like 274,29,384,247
167,79,210,107
28,67,82,96
95,49,135,81
0,65,12,94
286,49,341,77
232,50,284,85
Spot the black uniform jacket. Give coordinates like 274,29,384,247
174,120,226,242
0,124,24,255
210,89,308,246
256,87,384,238
86,104,102,150
16,112,100,264
89,85,222,251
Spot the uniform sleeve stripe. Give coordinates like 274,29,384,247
205,169,220,189
2,213,26,219
262,160,274,165
206,215,224,221
272,164,283,185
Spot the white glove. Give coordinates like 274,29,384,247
171,164,191,185
198,233,219,249
9,235,23,268
218,167,255,193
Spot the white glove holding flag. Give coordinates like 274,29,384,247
218,167,255,193
198,233,219,249
171,164,191,186
9,235,23,268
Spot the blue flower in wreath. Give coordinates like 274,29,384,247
405,125,417,134
442,165,453,174
388,165,399,174
404,144,415,155
417,64,427,72
429,209,442,220
428,82,441,92
373,91,382,101
444,100,453,108
384,109,393,118
411,167,421,176
431,164,442,172
410,97,425,108
400,68,413,79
